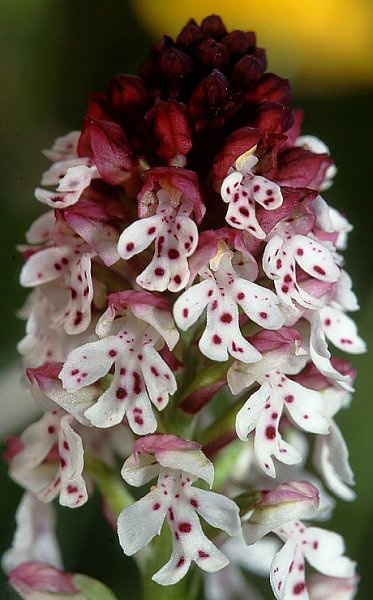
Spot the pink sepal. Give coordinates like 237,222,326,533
9,562,79,594
133,434,201,463
108,290,171,313
276,147,333,190
213,127,261,179
248,328,301,354
256,187,318,235
78,117,134,185
259,481,320,508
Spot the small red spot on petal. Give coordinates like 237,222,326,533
48,426,55,434
153,503,161,510
285,394,294,403
265,425,276,440
126,242,134,252
293,583,305,595
168,248,180,260
213,334,222,344
221,312,232,323
178,522,192,533
109,349,117,357
313,265,326,276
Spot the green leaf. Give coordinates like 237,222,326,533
73,574,118,600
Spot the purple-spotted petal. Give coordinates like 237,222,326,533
117,488,167,555
270,541,307,600
320,308,366,354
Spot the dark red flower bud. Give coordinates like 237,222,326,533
232,54,266,89
201,14,227,40
189,69,230,129
176,18,205,50
222,30,256,55
159,47,194,88
194,39,230,70
246,73,292,104
255,103,294,135
276,147,333,189
78,118,134,185
146,99,192,162
255,132,287,179
107,74,150,118
213,127,262,178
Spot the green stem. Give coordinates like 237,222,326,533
84,454,134,518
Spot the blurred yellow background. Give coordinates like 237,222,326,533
133,0,373,88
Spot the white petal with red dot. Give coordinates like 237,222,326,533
41,158,92,186
236,382,272,441
20,246,72,287
280,379,329,435
291,235,340,283
234,279,284,330
57,416,88,508
270,541,308,600
59,337,121,392
250,176,283,210
320,307,366,354
302,527,356,578
190,488,241,536
174,280,212,330
118,216,159,259
117,488,168,555
43,131,80,161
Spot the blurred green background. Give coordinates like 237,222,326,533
0,1,372,598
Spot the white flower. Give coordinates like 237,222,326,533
59,292,179,433
174,246,283,363
221,149,283,239
9,410,88,508
2,493,62,574
35,132,100,209
118,190,198,292
118,435,241,585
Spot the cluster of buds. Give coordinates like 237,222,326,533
3,15,364,600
